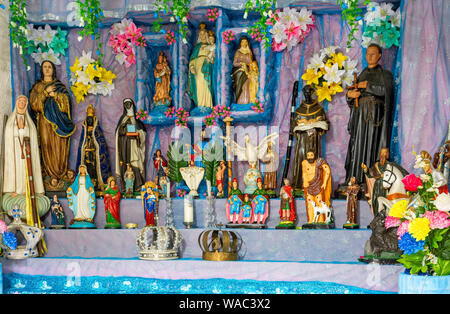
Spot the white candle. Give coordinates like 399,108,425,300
166,180,171,199
206,180,212,198
184,195,194,223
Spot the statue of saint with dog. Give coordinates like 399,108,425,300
302,151,334,229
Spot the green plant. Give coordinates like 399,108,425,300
75,0,104,65
337,0,372,48
167,141,189,184
9,0,29,69
244,0,277,50
152,0,190,44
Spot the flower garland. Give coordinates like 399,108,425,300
362,2,401,49
70,51,117,103
25,24,68,66
9,0,30,69
222,30,235,44
269,7,315,52
301,46,358,102
165,107,190,128
165,30,176,46
75,0,105,65
243,0,277,50
385,161,450,276
203,105,231,128
108,18,147,68
251,100,264,113
136,109,149,122
206,8,219,22
152,0,190,45
337,0,372,48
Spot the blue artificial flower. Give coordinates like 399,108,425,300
398,233,425,255
341,3,348,10
2,231,17,250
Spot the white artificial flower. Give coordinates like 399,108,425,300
31,47,45,64
41,48,61,65
76,69,94,86
320,45,338,59
341,73,354,88
323,62,345,84
41,24,57,44
297,8,313,31
78,50,94,69
433,193,450,213
364,3,381,25
379,3,395,20
169,16,175,23
243,11,248,19
390,10,401,28
307,53,325,74
31,27,46,45
69,72,78,85
115,52,126,65
344,59,358,75
269,22,287,43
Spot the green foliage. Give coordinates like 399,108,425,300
397,250,426,275
337,0,372,48
152,0,190,43
167,141,189,184
244,0,277,50
9,0,29,68
202,140,223,185
75,0,104,65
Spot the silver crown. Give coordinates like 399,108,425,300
5,206,44,260
136,225,183,260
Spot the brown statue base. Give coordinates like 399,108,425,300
302,222,335,229
343,223,360,229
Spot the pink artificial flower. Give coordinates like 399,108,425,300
126,22,143,42
0,220,7,233
385,216,401,229
397,220,410,239
424,210,450,230
272,40,287,52
284,22,301,41
401,173,423,192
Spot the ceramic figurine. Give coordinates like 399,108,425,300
153,149,168,190
115,98,147,194
29,60,76,190
302,151,333,229
76,104,112,193
343,44,395,187
141,181,159,227
221,132,278,194
240,193,253,224
291,85,328,192
2,96,50,219
49,195,65,229
260,140,278,197
231,36,257,105
67,165,97,229
124,163,135,198
276,178,296,229
215,160,227,198
433,139,450,185
415,150,448,194
187,24,216,114
244,60,259,104
251,178,270,227
153,52,172,109
344,177,360,229
226,178,242,226
179,159,205,197
104,176,122,229
362,148,408,216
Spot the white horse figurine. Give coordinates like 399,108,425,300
311,201,332,223
377,163,409,213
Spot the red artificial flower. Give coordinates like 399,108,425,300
401,173,423,192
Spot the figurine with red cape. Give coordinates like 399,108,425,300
104,176,121,229
276,178,296,229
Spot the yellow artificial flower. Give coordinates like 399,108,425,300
85,63,100,81
315,82,332,102
331,52,348,68
301,68,322,86
329,82,343,95
71,82,91,103
388,200,409,218
408,217,431,241
98,67,117,85
325,59,334,69
70,57,81,74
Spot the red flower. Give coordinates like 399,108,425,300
401,173,423,192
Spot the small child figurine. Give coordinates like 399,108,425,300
50,195,65,229
246,60,259,104
344,176,360,229
215,161,226,198
241,194,253,224
124,164,135,198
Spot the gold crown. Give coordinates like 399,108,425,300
86,104,96,116
198,224,242,261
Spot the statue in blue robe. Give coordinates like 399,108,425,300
67,165,96,229
76,104,112,193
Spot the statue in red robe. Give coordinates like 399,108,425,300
104,177,121,229
277,178,296,229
